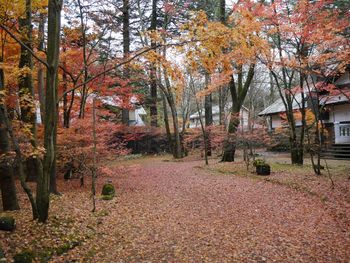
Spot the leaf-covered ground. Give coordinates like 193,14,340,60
1,154,350,262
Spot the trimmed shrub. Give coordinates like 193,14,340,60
0,216,15,232
256,164,271,176
253,159,266,167
101,183,115,200
13,251,34,263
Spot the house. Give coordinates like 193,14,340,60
100,96,147,126
189,102,250,130
258,69,350,147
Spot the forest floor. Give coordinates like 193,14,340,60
1,152,350,262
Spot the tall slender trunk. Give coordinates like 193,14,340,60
204,72,212,156
161,42,182,158
37,0,62,222
62,57,69,127
37,12,45,122
149,0,158,126
162,94,173,154
189,75,208,165
217,0,226,127
91,98,97,212
218,0,225,23
122,0,130,125
222,65,255,162
0,56,20,211
167,95,182,159
2,99,38,218
162,75,182,158
78,0,88,119
18,0,44,183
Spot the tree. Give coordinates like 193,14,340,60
122,0,131,125
182,4,267,162
37,0,63,222
149,0,158,126
0,54,20,211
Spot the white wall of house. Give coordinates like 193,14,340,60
270,114,282,129
331,104,350,144
189,107,249,130
129,107,146,126
330,104,350,123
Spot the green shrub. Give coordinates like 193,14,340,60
101,183,115,200
13,251,34,263
101,195,114,200
101,183,115,196
0,216,15,231
253,159,266,167
256,163,271,176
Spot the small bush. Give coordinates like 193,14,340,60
13,251,34,263
256,163,271,176
101,183,115,196
101,183,115,200
253,159,266,167
0,216,15,231
101,195,114,200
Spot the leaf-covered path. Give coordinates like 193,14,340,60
59,157,349,262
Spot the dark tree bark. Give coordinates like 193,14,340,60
62,56,69,128
162,94,173,154
77,0,89,119
189,74,208,165
204,72,212,156
0,57,20,211
161,75,182,159
37,12,45,122
37,0,62,222
149,0,158,126
18,0,44,183
122,0,130,125
218,0,225,23
217,0,227,126
221,65,255,162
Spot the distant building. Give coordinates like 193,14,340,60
259,69,350,145
189,102,249,130
100,96,147,126
37,95,147,126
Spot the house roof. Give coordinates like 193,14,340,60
258,93,304,116
320,92,350,105
99,95,140,109
190,102,248,119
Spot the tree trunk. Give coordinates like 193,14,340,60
37,12,45,122
218,0,225,23
62,58,69,128
149,0,158,126
168,99,182,159
217,0,226,127
221,66,255,162
18,0,44,184
162,70,182,158
37,0,62,223
122,0,130,125
162,94,173,154
204,73,212,156
0,59,20,211
78,0,88,119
